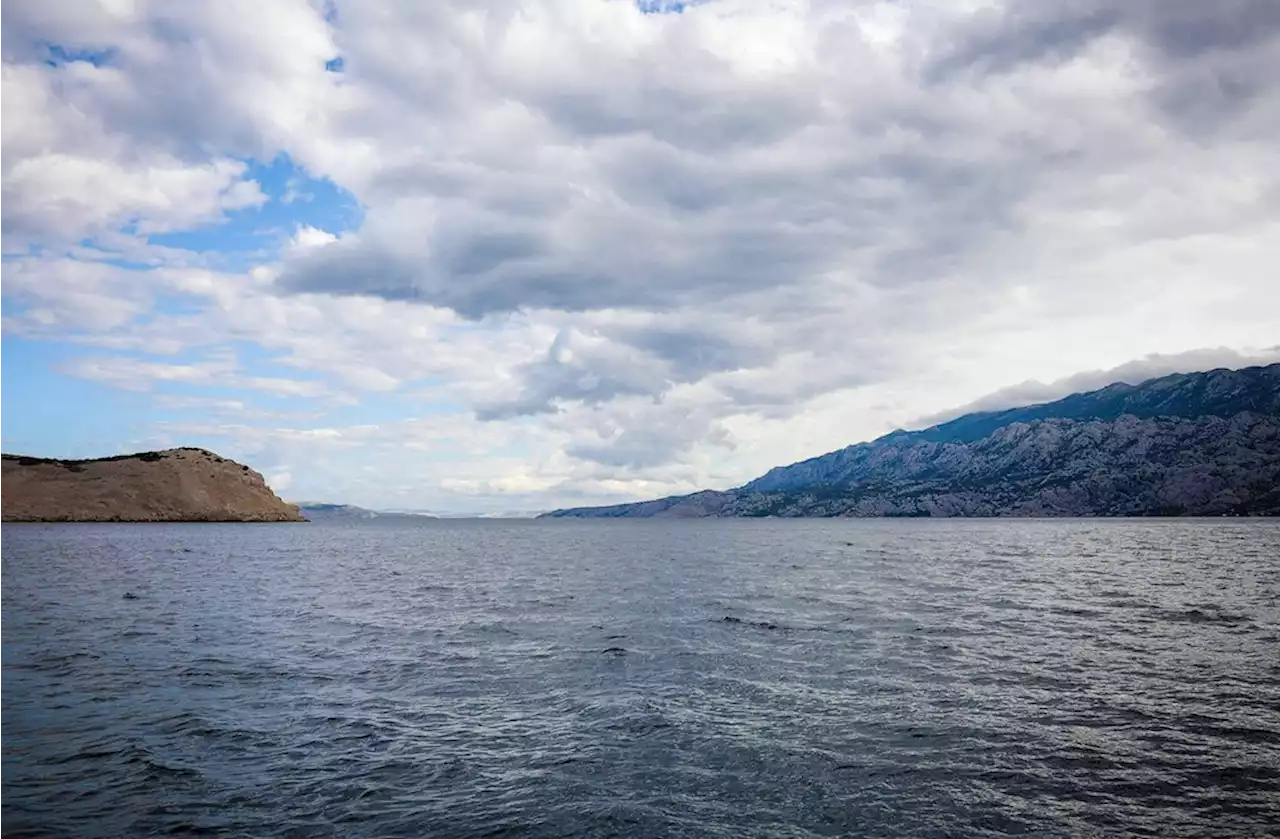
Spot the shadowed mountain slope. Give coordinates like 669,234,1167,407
544,365,1280,518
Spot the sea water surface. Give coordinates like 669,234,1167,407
3,519,1279,838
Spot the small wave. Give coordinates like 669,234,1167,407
12,650,103,674
719,616,781,631
1050,605,1107,618
1175,718,1280,746
1155,607,1252,625
125,750,204,781
458,620,519,636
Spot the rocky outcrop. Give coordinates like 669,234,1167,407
543,364,1280,518
1,448,305,522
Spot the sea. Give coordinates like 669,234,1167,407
3,519,1278,838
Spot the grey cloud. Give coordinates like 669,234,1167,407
475,301,909,461
475,328,671,420
278,178,848,317
1147,42,1279,134
925,1,1280,135
277,242,421,302
525,70,819,154
1131,1,1280,58
927,1,1280,76
608,323,776,380
437,226,546,279
1136,2,1280,136
476,315,785,421
277,118,1048,318
923,5,1120,82
563,399,736,470
367,160,573,217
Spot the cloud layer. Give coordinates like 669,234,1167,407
3,0,1279,510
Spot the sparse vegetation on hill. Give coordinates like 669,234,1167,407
2,448,304,522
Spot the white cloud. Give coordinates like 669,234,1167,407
267,471,293,493
290,225,339,250
58,352,344,402
1,63,267,250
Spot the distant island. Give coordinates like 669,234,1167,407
543,364,1280,518
294,503,437,522
1,448,304,522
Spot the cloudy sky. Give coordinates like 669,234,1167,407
3,0,1278,513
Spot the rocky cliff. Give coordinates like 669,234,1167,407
1,448,305,522
543,364,1280,518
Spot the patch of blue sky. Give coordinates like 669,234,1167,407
147,153,363,269
143,291,219,323
636,0,698,14
1,338,150,457
43,44,116,67
0,292,33,319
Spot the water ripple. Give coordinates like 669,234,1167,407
3,518,1279,837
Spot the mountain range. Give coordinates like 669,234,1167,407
542,364,1280,518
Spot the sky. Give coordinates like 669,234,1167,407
2,0,1279,514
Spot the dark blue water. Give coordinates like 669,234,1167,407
3,519,1279,837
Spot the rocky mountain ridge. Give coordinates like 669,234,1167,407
543,364,1280,518
1,448,304,522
